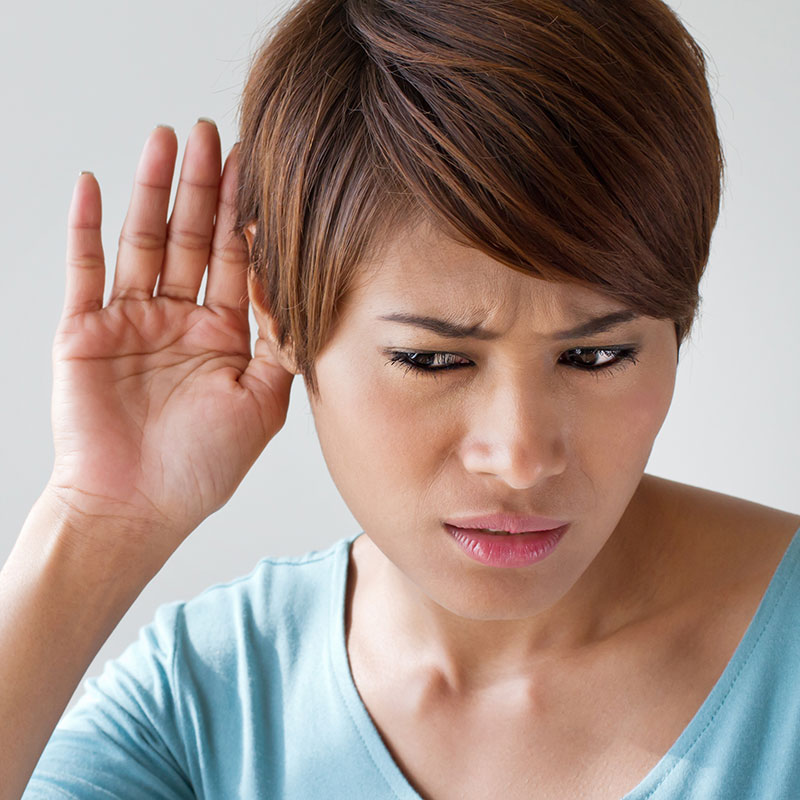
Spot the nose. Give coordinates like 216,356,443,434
459,376,568,490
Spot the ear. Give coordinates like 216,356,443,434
243,222,257,258
247,267,301,376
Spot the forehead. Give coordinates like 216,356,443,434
347,220,625,321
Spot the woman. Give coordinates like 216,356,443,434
4,0,799,797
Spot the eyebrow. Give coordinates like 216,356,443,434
376,309,641,340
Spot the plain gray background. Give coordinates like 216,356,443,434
1,0,797,714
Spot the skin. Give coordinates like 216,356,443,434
249,218,681,685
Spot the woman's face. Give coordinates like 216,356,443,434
301,222,679,621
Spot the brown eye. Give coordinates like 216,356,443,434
560,347,640,373
387,351,471,374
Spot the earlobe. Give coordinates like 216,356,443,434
247,265,270,318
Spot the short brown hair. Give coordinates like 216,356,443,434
236,0,725,395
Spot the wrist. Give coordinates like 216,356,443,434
21,489,177,596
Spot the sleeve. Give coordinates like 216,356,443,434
23,601,195,800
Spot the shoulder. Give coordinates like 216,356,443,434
130,536,353,684
46,538,358,793
179,536,351,635
77,537,355,732
184,536,349,613
639,473,800,594
641,473,800,536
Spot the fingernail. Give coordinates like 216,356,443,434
197,116,217,127
155,123,175,132
78,170,94,177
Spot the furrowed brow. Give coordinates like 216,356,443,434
552,310,641,339
376,313,499,340
376,309,641,340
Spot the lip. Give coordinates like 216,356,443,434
444,523,569,568
443,512,569,534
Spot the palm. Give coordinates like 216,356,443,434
49,124,294,540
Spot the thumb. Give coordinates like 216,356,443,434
239,330,295,430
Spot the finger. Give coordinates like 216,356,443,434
63,172,106,318
204,143,250,316
110,126,178,302
156,119,221,302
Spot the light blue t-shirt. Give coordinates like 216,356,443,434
25,525,800,799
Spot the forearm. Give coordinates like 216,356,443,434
0,493,168,800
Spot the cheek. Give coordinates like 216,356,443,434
310,365,444,514
585,368,675,476
361,385,448,485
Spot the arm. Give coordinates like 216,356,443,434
2,121,294,799
0,493,167,800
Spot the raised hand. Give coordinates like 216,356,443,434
47,121,294,553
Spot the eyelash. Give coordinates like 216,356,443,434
386,347,640,378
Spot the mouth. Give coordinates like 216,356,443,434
443,523,569,567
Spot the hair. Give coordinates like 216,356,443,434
235,0,725,396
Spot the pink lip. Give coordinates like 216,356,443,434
443,523,569,568
443,512,568,534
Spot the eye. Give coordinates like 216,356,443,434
386,351,470,375
559,346,640,375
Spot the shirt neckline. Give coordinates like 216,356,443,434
328,524,800,799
